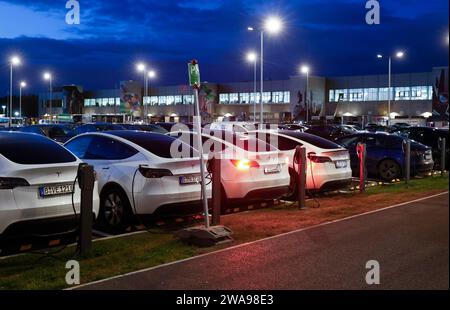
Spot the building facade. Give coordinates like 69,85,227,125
39,66,448,124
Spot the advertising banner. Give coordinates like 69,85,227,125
120,81,142,116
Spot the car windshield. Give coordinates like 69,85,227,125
0,132,77,164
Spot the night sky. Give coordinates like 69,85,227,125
0,0,448,94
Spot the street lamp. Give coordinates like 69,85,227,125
300,65,310,123
43,72,53,123
136,62,148,120
9,55,21,127
19,81,26,118
377,51,405,125
248,16,283,124
2,105,6,115
246,51,258,121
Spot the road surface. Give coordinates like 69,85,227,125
77,193,449,290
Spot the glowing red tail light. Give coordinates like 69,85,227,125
230,159,260,171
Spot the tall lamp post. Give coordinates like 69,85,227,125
19,81,26,118
300,65,310,124
248,16,283,124
9,56,21,127
136,63,147,122
377,51,404,125
246,51,257,122
147,70,156,122
43,72,53,123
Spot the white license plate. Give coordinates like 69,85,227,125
335,160,348,169
39,184,74,198
179,175,201,185
264,165,281,174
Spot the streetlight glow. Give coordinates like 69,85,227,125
396,51,405,58
148,70,156,79
247,27,254,31
264,17,283,34
246,52,257,63
301,65,310,74
10,56,21,66
377,54,383,59
136,63,146,72
43,72,52,80
20,81,27,88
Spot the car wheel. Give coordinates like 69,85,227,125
99,188,131,233
378,159,401,181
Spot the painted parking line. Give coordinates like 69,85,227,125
70,191,449,290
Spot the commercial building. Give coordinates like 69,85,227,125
38,66,448,125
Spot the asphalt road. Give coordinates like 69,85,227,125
77,193,449,290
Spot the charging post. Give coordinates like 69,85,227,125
295,146,307,209
175,60,232,247
403,139,411,185
77,163,95,257
441,138,446,176
357,143,366,193
211,157,222,226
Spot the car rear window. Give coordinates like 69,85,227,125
109,131,196,158
281,131,342,149
205,131,278,152
0,132,77,164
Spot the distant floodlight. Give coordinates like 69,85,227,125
43,72,52,80
300,65,310,74
247,27,254,31
377,54,383,59
396,51,405,58
264,17,283,34
136,63,146,72
246,52,257,63
148,70,156,78
20,81,27,88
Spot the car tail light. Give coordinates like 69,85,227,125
230,159,260,171
307,153,332,163
139,167,173,178
0,177,30,189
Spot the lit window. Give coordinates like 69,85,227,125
116,98,121,106
150,96,158,105
183,95,193,105
159,96,167,105
109,98,115,106
240,93,250,104
364,88,378,101
262,92,271,103
167,96,175,105
229,93,239,104
335,89,348,102
349,89,364,102
174,96,182,105
329,90,335,102
395,87,411,100
219,94,229,104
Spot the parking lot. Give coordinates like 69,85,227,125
0,119,448,290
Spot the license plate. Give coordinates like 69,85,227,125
264,165,281,174
39,184,74,198
335,160,348,169
179,175,201,185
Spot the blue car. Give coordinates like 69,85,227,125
336,133,434,181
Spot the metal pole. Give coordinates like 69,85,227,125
49,77,53,124
253,59,257,122
357,143,366,192
78,164,95,257
194,88,210,228
441,138,446,176
19,85,22,118
211,158,222,226
306,71,309,124
388,57,392,126
9,64,12,127
404,140,411,184
260,31,264,125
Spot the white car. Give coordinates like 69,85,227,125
249,130,352,198
0,132,100,241
208,122,274,133
64,131,211,231
168,130,291,206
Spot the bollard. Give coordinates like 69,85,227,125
357,143,366,192
295,146,307,209
441,138,446,176
211,158,222,226
404,140,411,185
77,163,95,257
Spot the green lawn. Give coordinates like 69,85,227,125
0,175,448,290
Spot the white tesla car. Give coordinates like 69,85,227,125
64,131,211,231
249,130,352,198
0,132,100,241
167,130,290,207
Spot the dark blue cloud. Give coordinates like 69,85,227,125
0,0,448,94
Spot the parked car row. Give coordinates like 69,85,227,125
0,120,443,241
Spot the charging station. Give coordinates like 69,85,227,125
357,143,366,192
294,146,307,209
77,163,95,256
